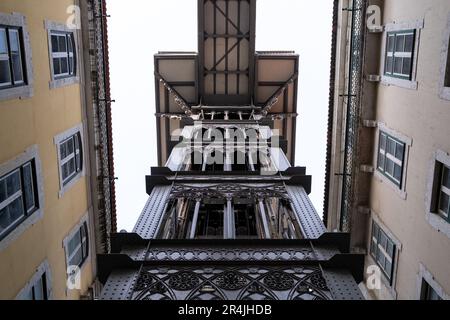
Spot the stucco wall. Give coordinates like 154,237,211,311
368,0,450,300
0,0,95,299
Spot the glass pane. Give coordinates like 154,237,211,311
402,58,412,77
405,34,414,53
0,179,6,203
427,285,442,301
68,158,76,176
387,138,395,155
0,60,12,85
387,35,395,52
68,230,81,255
386,240,394,259
395,144,404,161
395,34,405,52
60,143,67,160
373,223,379,240
23,163,35,212
439,192,449,215
6,171,21,196
69,57,74,74
33,276,45,300
377,250,385,268
0,207,8,232
69,247,82,267
378,154,385,170
379,231,387,249
67,138,74,154
53,58,60,75
51,35,59,53
67,35,73,53
443,166,450,189
0,28,7,54
394,57,403,74
11,53,23,83
58,35,67,52
370,239,376,257
385,57,393,74
62,163,69,180
9,196,24,222
394,164,402,182
386,158,394,176
379,134,387,151
8,30,20,52
385,259,392,279
60,57,68,74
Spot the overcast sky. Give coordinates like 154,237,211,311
108,0,334,231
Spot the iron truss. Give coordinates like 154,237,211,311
168,183,291,202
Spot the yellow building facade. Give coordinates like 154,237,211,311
0,0,115,299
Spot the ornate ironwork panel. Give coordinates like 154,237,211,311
131,266,332,301
169,183,290,201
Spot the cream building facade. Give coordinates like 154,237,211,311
0,0,115,300
326,0,450,300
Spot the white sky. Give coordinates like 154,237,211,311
108,0,333,231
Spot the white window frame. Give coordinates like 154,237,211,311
425,150,450,239
16,260,52,300
374,123,412,200
416,263,449,300
54,124,85,198
439,13,450,101
384,30,416,79
63,213,90,272
0,145,44,252
367,213,402,299
0,12,33,101
45,20,79,89
380,19,424,90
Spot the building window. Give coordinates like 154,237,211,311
377,132,406,188
23,272,48,300
384,30,415,80
421,279,443,300
0,26,26,88
445,35,450,88
54,124,84,197
0,160,38,241
430,161,450,223
65,221,89,268
59,133,82,186
45,20,79,89
16,260,52,300
370,221,396,284
0,13,33,101
50,32,76,79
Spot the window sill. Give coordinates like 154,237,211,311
0,85,33,102
49,76,80,90
381,76,418,90
374,170,407,200
425,212,450,240
439,87,450,101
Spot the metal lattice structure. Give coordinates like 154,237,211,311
98,0,366,300
340,0,367,232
